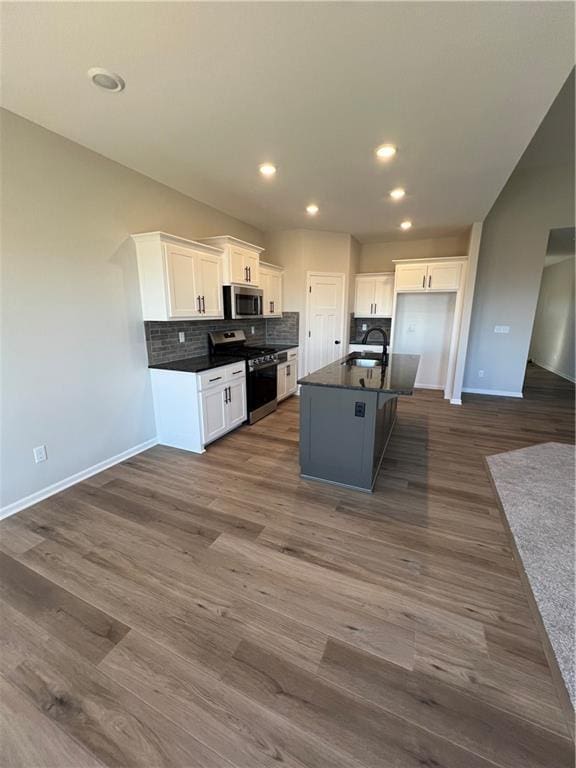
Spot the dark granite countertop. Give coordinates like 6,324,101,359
298,352,420,395
149,355,245,373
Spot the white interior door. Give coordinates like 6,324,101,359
306,273,345,374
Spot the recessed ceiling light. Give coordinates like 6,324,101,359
87,67,125,93
400,220,412,230
390,187,406,200
259,163,277,177
306,204,319,215
376,144,397,160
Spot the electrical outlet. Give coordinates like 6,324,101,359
361,323,368,331
33,445,47,463
354,402,366,418
178,331,185,343
494,325,510,334
478,369,485,378
250,326,255,335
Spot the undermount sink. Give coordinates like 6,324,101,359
345,353,384,368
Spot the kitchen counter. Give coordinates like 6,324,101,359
298,351,420,492
149,354,245,373
298,352,419,395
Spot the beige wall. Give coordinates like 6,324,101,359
1,109,264,511
359,233,470,273
529,257,575,381
464,73,574,395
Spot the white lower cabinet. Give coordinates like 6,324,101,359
151,362,246,453
277,348,298,401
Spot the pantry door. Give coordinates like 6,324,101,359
305,272,346,375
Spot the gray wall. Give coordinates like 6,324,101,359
529,258,575,381
1,109,264,510
464,72,575,395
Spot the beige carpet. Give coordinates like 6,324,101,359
486,442,575,707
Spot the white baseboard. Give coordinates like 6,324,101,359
0,437,158,521
531,359,575,383
462,387,523,398
450,398,462,405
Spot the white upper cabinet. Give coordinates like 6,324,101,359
260,262,284,317
394,263,428,291
353,273,394,317
426,261,463,291
394,260,463,293
198,236,264,287
133,232,224,321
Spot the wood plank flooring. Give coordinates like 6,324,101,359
1,362,574,767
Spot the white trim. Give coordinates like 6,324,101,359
305,271,347,376
131,231,223,255
450,222,483,403
391,256,468,264
531,360,576,383
0,438,158,520
450,398,462,405
462,387,523,398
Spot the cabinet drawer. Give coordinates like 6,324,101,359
198,362,246,391
287,347,298,361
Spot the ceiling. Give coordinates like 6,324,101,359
1,2,573,241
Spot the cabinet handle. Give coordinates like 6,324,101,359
209,375,222,383
428,275,432,288
232,369,243,375
374,303,377,314
224,387,229,404
287,365,291,376
248,266,251,282
227,385,231,402
197,295,202,312
244,266,248,282
422,275,426,289
272,301,274,313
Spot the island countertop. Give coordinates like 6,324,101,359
298,352,420,395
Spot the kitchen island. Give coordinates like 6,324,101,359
298,352,420,492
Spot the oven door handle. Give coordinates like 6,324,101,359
251,361,278,372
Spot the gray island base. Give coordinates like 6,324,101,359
298,352,420,492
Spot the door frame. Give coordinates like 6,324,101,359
305,271,347,376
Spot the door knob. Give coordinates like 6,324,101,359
334,340,341,345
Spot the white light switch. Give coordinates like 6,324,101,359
178,332,185,343
33,445,47,463
494,325,510,334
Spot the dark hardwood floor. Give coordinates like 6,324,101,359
1,363,574,767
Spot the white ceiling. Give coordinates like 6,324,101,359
1,2,573,241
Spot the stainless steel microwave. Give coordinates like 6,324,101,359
223,285,263,319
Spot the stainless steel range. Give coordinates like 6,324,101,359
208,330,284,424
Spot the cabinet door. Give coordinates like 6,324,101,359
426,262,462,291
285,360,298,395
244,251,260,286
196,251,223,317
277,362,288,401
395,264,427,292
165,245,201,317
268,271,282,315
354,278,376,316
201,386,228,444
373,275,394,316
230,247,249,284
226,378,247,429
261,270,272,316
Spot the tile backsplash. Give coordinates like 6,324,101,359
145,312,299,365
349,316,392,344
